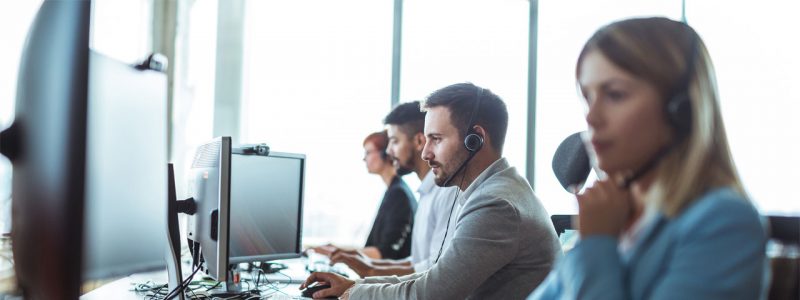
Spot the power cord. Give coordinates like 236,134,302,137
134,265,295,300
164,263,203,299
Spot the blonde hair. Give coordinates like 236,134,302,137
577,17,746,217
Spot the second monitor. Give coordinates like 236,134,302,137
228,151,305,264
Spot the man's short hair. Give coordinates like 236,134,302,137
383,101,426,136
422,83,509,153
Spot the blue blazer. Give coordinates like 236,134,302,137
529,187,767,300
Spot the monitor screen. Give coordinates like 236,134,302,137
229,152,305,263
82,50,168,280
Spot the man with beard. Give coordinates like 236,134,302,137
301,83,561,299
330,101,457,277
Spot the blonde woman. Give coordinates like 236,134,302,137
530,17,767,299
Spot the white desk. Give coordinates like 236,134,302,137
80,258,354,299
80,271,306,299
1,246,354,299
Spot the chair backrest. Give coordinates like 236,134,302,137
769,216,800,245
550,215,575,237
767,215,799,300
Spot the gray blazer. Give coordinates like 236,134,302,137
350,158,561,299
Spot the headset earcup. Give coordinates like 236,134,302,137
667,93,692,135
464,133,484,153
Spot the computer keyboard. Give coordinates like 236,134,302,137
305,262,350,278
304,252,351,278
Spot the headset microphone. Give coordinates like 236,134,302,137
441,150,478,187
621,146,671,188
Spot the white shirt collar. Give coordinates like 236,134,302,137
418,170,436,195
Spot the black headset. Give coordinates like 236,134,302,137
665,31,699,137
463,87,485,153
441,86,485,186
622,30,699,188
366,138,390,161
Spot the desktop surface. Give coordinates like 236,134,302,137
80,256,356,299
80,270,303,300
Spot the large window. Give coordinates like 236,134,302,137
240,0,394,247
400,0,530,179
535,0,799,216
90,0,153,64
535,1,682,214
687,0,800,215
170,0,220,199
3,0,796,251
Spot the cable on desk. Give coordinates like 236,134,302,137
163,263,203,300
204,281,222,291
132,266,298,300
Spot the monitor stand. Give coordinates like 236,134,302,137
209,264,242,297
166,164,190,300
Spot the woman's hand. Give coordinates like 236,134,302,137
576,178,634,237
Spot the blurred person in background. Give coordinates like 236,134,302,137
313,130,416,260
529,17,767,300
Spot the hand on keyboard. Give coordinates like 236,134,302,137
305,251,351,278
306,262,350,278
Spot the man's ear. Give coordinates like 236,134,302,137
414,132,426,152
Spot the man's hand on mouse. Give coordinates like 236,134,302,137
300,272,355,299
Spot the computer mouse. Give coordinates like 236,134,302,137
301,283,333,298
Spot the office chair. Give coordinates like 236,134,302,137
550,215,575,238
767,215,799,300
549,133,586,239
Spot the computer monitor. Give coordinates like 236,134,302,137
228,151,305,264
0,0,170,297
81,50,168,280
186,137,232,282
0,2,90,297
